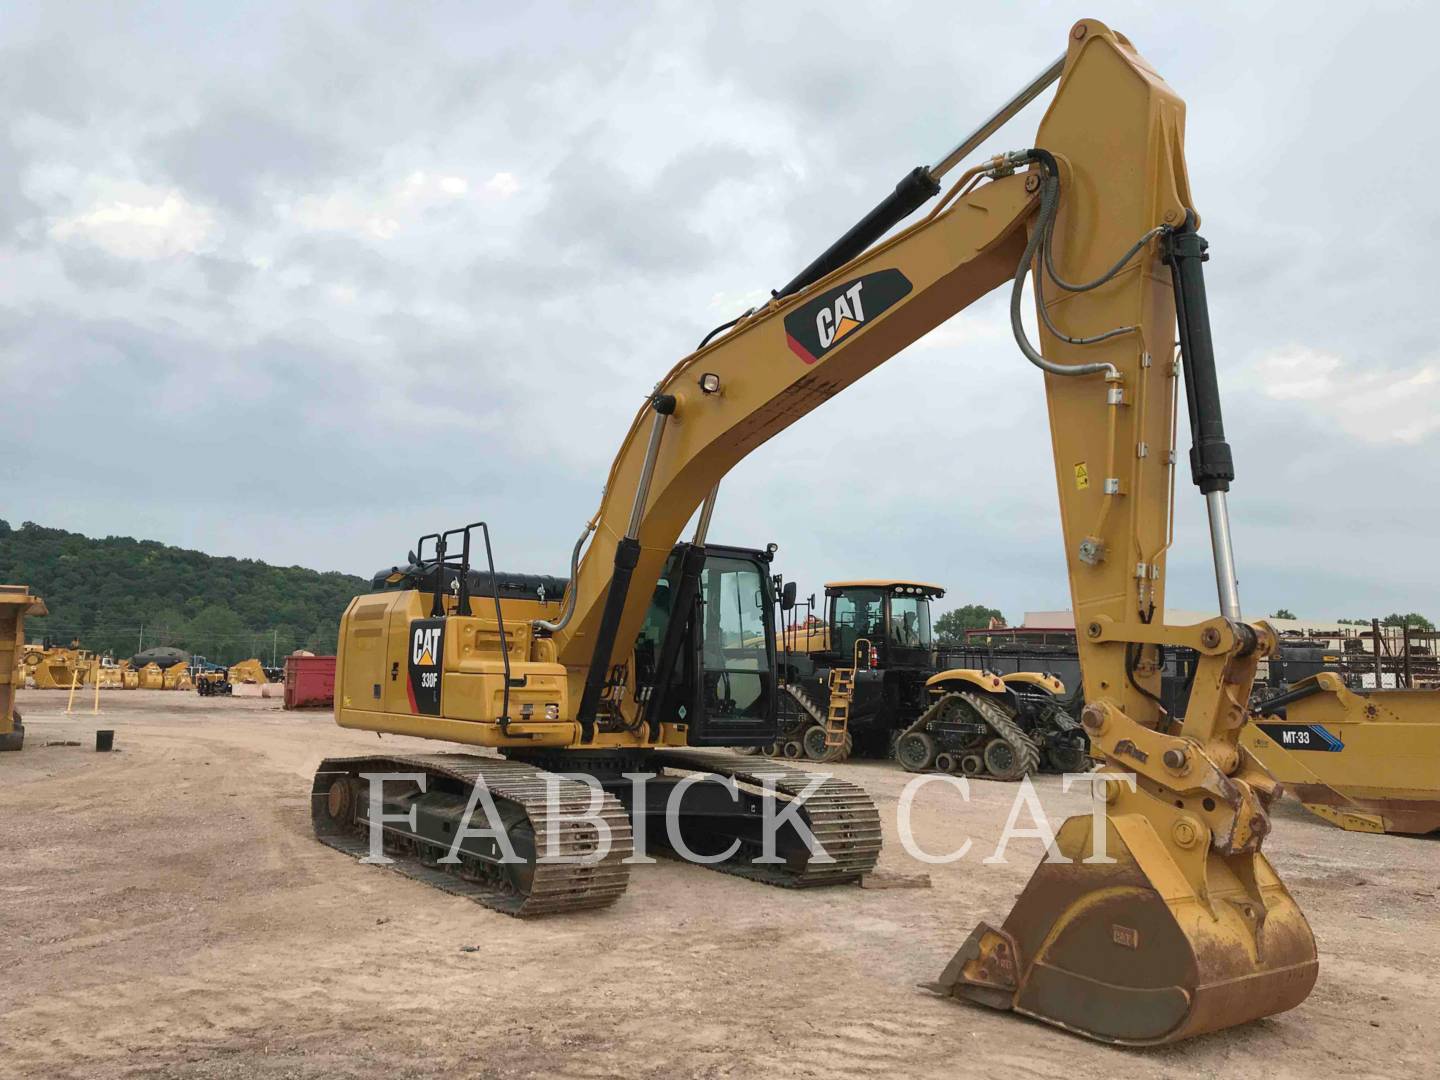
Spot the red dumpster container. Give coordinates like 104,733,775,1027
284,654,336,709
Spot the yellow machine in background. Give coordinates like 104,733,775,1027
1246,671,1440,834
781,614,830,657
136,662,165,690
315,19,1316,1044
228,658,268,685
25,647,88,690
2,586,47,751
163,662,195,691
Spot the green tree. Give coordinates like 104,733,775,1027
1271,608,1296,620
0,521,366,661
1382,612,1435,631
306,616,341,654
144,607,193,649
935,604,1005,645
188,604,250,663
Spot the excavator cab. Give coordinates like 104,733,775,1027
367,531,781,750
636,542,781,748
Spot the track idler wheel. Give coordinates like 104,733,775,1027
803,725,852,763
959,753,984,776
896,731,936,773
933,751,957,774
983,737,1025,781
781,740,804,760
928,807,1318,1044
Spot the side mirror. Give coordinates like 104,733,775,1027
407,550,418,565
781,581,798,611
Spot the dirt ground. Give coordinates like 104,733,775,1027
1,690,1435,1079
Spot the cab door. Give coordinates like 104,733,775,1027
685,550,778,747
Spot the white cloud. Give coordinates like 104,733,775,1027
7,2,1440,624
49,190,215,259
282,167,513,240
285,191,401,238
484,171,519,198
1246,344,1440,444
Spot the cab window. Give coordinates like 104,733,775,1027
889,595,932,648
699,556,772,719
832,588,885,656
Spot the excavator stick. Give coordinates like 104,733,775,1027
928,21,1317,1042
1246,672,1440,835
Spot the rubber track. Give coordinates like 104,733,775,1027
783,684,851,763
782,682,826,725
957,691,1041,779
744,683,828,756
650,749,882,887
312,753,633,917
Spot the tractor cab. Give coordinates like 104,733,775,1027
824,580,944,671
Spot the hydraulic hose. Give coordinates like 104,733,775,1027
1009,160,1119,379
1009,149,1172,378
1043,210,1169,294
531,520,595,633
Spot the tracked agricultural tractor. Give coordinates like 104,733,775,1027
761,579,946,761
895,669,1089,778
755,579,1084,776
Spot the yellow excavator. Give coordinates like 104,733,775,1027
314,19,1316,1044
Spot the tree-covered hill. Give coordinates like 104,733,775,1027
0,520,367,663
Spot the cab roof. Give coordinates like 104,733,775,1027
825,580,945,596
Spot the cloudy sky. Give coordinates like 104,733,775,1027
3,1,1438,622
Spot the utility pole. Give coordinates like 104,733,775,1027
138,623,144,653
271,628,278,667
1371,617,1383,687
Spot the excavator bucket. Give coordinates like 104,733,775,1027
1246,673,1440,834
929,803,1318,1044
